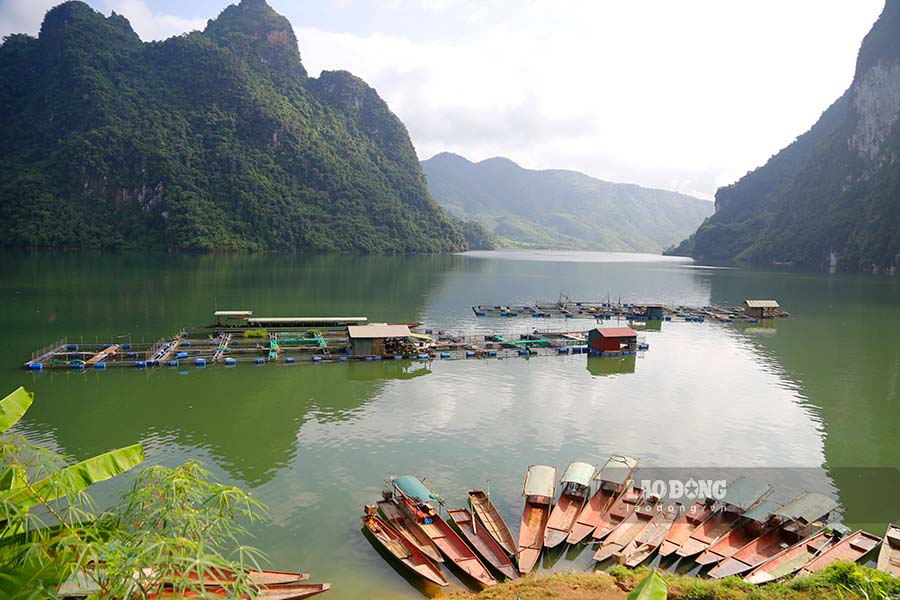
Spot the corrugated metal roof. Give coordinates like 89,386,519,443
744,300,780,308
774,492,838,524
743,500,781,522
595,455,640,484
214,310,253,316
594,327,639,338
523,465,557,498
721,477,772,510
561,462,595,486
348,325,412,339
249,317,367,324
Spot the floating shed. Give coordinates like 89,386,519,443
743,300,779,319
588,327,638,353
636,304,664,320
348,324,412,356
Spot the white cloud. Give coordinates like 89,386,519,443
101,0,205,41
0,0,54,37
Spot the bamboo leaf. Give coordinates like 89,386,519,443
628,570,667,600
0,387,33,435
2,444,145,511
0,466,26,491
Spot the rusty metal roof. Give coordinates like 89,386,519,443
348,324,412,339
744,300,780,308
594,327,639,338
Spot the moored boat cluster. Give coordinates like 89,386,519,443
363,456,899,591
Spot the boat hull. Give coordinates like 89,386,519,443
659,501,713,557
468,490,516,557
799,530,881,576
877,524,900,577
676,509,739,558
518,501,550,573
544,492,586,548
591,486,643,541
363,514,449,587
449,508,518,580
709,527,798,579
377,500,443,563
744,530,834,584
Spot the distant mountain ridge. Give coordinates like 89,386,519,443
0,0,465,252
421,152,714,253
668,1,900,272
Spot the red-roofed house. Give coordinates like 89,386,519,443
588,327,638,353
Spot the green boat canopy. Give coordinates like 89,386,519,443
393,476,441,504
595,455,639,484
561,462,596,487
742,500,781,523
721,477,772,510
523,465,557,498
774,492,838,524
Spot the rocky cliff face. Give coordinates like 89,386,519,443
669,1,900,272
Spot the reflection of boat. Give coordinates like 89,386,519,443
391,476,497,587
618,503,680,567
518,465,557,574
544,461,595,548
468,490,516,557
377,499,443,563
362,507,449,587
695,500,781,566
448,508,518,580
659,500,715,557
798,530,881,576
677,478,773,558
877,523,900,577
568,455,639,544
744,529,836,584
593,497,662,562
709,492,838,579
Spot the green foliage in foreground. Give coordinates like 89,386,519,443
0,0,465,253
0,386,267,598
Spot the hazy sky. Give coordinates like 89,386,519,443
0,0,884,199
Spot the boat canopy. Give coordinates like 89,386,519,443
393,476,441,504
561,462,595,487
595,455,639,484
742,500,781,523
774,492,838,524
523,465,557,498
721,477,772,510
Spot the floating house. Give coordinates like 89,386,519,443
588,327,638,353
743,300,780,319
348,324,412,356
636,304,665,320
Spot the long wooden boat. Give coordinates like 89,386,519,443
448,508,518,580
468,490,516,557
744,529,836,584
798,530,881,576
544,461,595,548
695,500,781,566
518,464,557,574
362,509,449,587
877,523,900,577
59,569,312,598
591,485,644,541
676,478,773,558
391,476,497,587
377,499,443,563
593,497,662,562
567,455,639,544
619,502,680,567
148,584,330,600
708,492,838,579
659,500,715,557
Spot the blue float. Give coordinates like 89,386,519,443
167,360,179,367
94,362,107,369
312,356,323,362
135,361,146,368
176,351,189,359
440,352,451,358
72,362,85,370
122,343,131,350
224,357,237,366
394,355,403,360
181,341,191,346
558,347,569,354
417,354,429,360
518,349,529,356
465,351,476,357
29,363,42,371
255,358,265,364
487,350,497,357
338,356,349,362
194,358,206,366
285,356,296,363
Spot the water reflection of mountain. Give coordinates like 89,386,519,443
7,254,457,487
709,271,900,530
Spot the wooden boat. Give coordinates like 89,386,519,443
798,530,881,576
59,569,312,598
362,507,449,587
377,499,443,563
448,508,518,580
744,529,837,584
567,455,639,544
543,461,595,548
709,492,838,579
517,464,557,574
391,476,497,587
695,500,781,566
659,500,715,557
468,489,516,557
593,497,662,562
877,523,900,577
618,502,680,567
676,478,773,558
591,485,644,541
148,584,330,600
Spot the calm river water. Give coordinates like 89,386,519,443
1,251,898,598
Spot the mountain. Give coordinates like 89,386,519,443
0,0,465,252
668,2,900,272
421,153,713,253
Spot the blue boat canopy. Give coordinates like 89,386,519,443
595,455,639,484
561,462,595,487
774,492,838,524
393,476,441,504
523,465,557,498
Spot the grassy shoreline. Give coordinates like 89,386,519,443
447,563,899,600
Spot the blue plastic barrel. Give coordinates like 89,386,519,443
176,352,189,359
285,356,296,363
364,356,374,361
478,312,486,316
338,356,349,362
518,349,528,356
312,356,323,362
465,351,476,357
373,355,382,361
440,352,451,359
181,341,191,346
417,354,429,360
394,355,403,360
72,363,85,370
255,358,265,364
194,358,206,366
29,363,43,371
529,349,538,355
135,361,146,368
167,360,179,367
487,351,497,357
94,362,107,369
532,313,542,318
67,344,78,351
122,343,131,350
510,312,518,316
558,347,569,354
127,352,138,359
224,357,236,366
